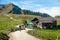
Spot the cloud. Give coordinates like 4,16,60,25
20,0,34,5
21,7,25,9
11,0,60,17
12,2,19,5
39,7,60,17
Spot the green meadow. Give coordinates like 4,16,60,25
28,18,60,40
0,14,39,31
28,30,60,40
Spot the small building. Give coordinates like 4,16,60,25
31,17,57,29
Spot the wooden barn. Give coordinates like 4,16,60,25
31,17,57,29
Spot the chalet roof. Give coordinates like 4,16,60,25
38,17,56,23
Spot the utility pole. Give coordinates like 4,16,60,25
21,10,24,15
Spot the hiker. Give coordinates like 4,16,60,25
19,25,21,31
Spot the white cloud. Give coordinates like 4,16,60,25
21,7,25,10
39,7,60,17
12,2,19,5
21,1,34,5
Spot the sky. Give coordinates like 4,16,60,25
0,0,60,17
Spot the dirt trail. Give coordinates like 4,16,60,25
8,29,41,40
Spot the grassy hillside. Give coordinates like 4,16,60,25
0,14,39,31
0,4,13,14
0,14,60,31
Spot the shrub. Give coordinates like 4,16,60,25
0,32,9,40
57,25,60,29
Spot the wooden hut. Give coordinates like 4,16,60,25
31,17,57,29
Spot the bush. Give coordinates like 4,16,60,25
57,25,60,29
0,32,9,40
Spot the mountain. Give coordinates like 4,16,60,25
0,3,50,17
9,4,21,14
23,9,50,17
0,3,21,14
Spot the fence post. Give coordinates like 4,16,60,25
56,35,58,40
48,33,51,40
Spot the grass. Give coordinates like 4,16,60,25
0,14,59,32
55,18,60,25
28,30,60,40
57,20,60,25
0,14,39,31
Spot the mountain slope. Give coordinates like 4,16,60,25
9,4,21,14
23,9,50,17
0,3,50,17
0,4,13,14
0,4,21,14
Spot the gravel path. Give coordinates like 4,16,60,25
8,29,41,40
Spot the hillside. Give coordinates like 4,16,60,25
0,4,21,14
0,13,59,31
0,14,39,31
0,3,50,17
